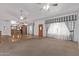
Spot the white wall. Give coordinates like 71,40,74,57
0,20,11,36
34,20,46,37
74,12,79,42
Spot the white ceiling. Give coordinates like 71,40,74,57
0,3,79,23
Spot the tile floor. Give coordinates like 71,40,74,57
0,35,79,56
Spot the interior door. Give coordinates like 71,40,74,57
21,25,27,35
38,24,43,37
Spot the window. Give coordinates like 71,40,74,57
47,22,70,38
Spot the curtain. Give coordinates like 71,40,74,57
46,22,70,40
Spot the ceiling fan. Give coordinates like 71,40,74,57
19,10,27,20
36,3,58,11
36,3,58,6
8,9,27,26
17,9,27,26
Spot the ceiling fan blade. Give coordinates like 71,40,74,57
36,3,58,6
50,3,58,6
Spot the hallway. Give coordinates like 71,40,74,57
0,36,79,56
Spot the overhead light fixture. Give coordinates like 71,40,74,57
18,9,27,26
42,3,58,11
11,20,17,25
43,3,50,10
20,10,24,20
20,16,24,20
24,23,28,25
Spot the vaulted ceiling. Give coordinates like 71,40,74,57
0,3,79,23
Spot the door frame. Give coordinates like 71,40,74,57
38,24,43,37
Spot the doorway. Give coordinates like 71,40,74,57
21,25,27,35
38,24,43,37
